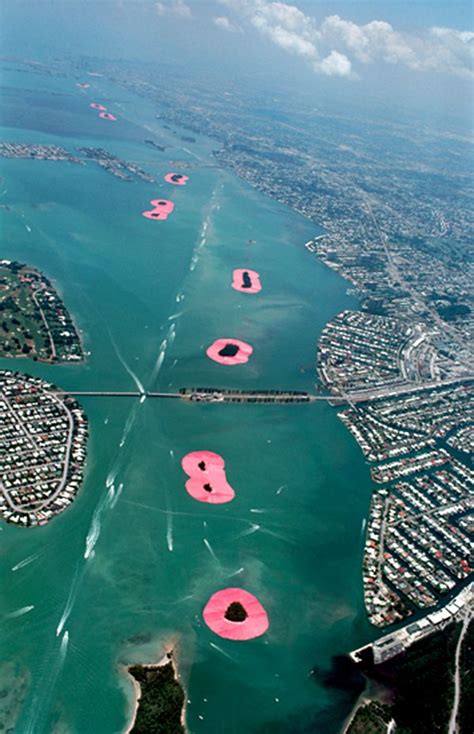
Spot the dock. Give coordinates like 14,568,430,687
350,582,473,666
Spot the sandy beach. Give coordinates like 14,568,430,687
123,641,186,733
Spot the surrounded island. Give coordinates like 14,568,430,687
0,260,83,363
127,653,185,734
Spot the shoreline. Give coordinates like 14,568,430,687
123,643,186,734
341,685,392,734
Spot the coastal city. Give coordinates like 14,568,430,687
0,35,472,734
0,370,87,527
66,57,473,362
318,309,472,627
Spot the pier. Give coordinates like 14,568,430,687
350,583,473,666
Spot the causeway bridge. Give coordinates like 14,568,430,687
56,376,472,405
57,387,347,404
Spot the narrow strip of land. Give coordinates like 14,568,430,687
57,389,336,403
448,612,472,734
54,374,472,404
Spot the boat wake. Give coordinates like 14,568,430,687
4,605,34,620
209,642,235,660
56,567,81,637
227,567,244,578
150,322,176,383
236,524,260,539
188,185,219,273
109,332,145,395
260,527,294,544
166,513,174,552
85,468,128,560
203,537,219,562
11,553,39,572
84,495,108,560
119,403,140,448
109,482,124,510
22,629,71,734
181,146,200,160
60,629,69,657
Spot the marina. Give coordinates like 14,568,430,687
350,582,473,665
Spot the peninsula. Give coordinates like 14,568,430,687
0,370,88,527
0,260,83,363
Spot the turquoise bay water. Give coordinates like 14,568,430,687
0,68,375,733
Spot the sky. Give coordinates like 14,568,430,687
1,1,473,131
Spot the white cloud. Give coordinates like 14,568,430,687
315,50,352,77
321,15,420,68
218,0,474,80
252,0,314,35
431,26,474,44
252,16,317,59
427,26,474,78
213,15,239,32
249,1,318,60
155,0,192,18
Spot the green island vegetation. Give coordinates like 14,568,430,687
224,601,248,622
0,260,83,363
346,701,392,734
352,620,473,734
457,620,473,734
128,660,185,734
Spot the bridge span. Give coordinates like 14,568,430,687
54,387,347,404
53,377,471,405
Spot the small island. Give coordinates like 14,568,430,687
127,653,185,734
0,260,83,363
76,147,155,183
0,142,155,183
